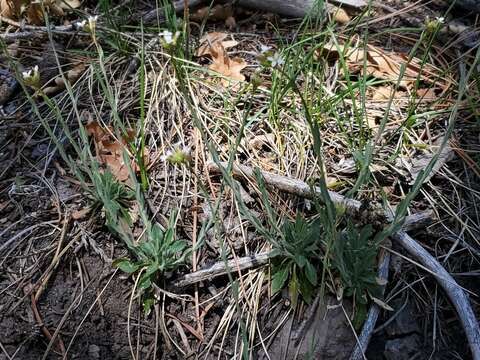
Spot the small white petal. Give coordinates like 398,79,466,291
260,45,271,53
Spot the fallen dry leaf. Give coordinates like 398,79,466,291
416,88,437,100
209,56,247,86
85,121,147,182
370,85,406,101
58,0,81,10
372,86,393,100
196,32,247,87
26,3,44,25
318,40,445,89
42,63,86,96
329,5,350,24
196,32,238,58
0,0,21,19
1,0,79,24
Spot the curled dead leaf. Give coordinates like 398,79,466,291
85,120,148,183
317,40,447,89
196,32,238,58
328,5,351,24
197,32,247,87
209,56,247,86
0,0,22,19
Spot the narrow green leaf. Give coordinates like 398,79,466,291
295,255,307,268
143,297,155,316
288,270,299,308
169,240,187,254
304,261,318,286
271,266,289,294
138,274,152,290
112,258,140,274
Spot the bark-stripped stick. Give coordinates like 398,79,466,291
174,209,430,288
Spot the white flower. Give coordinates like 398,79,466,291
160,30,173,43
160,30,180,45
161,145,191,165
436,16,445,24
160,150,173,162
22,69,32,79
22,65,40,88
77,19,87,29
88,15,98,33
267,52,284,68
260,45,271,54
22,65,38,79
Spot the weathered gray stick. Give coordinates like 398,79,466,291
238,0,366,18
174,207,431,288
392,230,480,360
142,0,203,24
349,251,390,360
175,252,271,287
208,162,364,216
207,161,480,360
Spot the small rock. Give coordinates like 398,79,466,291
385,300,420,337
384,334,421,360
88,344,101,359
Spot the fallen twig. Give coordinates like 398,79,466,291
0,17,88,42
207,161,480,360
30,291,66,357
174,208,431,287
175,252,271,287
142,0,203,24
207,162,366,217
392,231,480,360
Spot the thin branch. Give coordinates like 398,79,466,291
142,0,203,24
174,252,271,287
392,231,480,360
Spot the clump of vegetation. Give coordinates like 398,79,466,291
332,222,381,327
270,212,381,315
114,209,189,313
90,170,189,314
270,214,320,306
